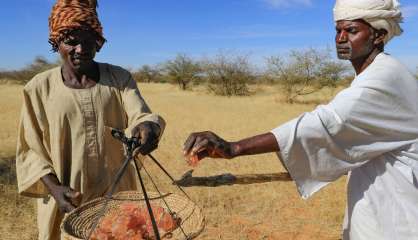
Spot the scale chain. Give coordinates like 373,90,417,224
85,128,194,240
133,158,161,240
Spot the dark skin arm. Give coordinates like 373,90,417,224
41,173,81,213
183,131,279,164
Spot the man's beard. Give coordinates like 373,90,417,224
336,44,352,60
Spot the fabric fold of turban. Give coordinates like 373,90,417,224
333,0,403,44
48,0,105,51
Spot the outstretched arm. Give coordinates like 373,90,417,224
233,132,280,156
183,131,280,164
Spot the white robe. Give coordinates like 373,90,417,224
271,53,418,240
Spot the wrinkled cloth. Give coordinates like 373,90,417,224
272,53,418,240
16,63,165,240
333,0,403,44
49,0,105,51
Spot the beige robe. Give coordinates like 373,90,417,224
16,63,166,240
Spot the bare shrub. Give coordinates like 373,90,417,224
266,48,349,103
203,52,254,96
162,54,201,90
132,64,165,83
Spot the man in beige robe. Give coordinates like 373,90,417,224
15,0,165,239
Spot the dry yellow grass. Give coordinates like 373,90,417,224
0,83,22,158
0,82,346,240
0,83,37,240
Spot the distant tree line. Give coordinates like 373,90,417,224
1,49,353,102
132,48,351,101
0,56,60,84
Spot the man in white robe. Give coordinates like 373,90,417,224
182,0,418,239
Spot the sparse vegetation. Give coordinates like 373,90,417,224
1,48,353,101
132,64,165,83
266,48,349,103
162,54,202,90
0,56,59,84
203,52,254,96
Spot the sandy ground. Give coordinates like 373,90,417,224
0,82,345,239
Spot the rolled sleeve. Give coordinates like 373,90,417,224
270,83,418,199
271,116,331,199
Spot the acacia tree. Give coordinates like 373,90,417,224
163,54,201,90
203,52,254,96
132,65,163,83
266,48,348,103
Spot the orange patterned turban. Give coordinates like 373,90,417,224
48,0,106,51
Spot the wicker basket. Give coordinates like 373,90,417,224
61,191,205,240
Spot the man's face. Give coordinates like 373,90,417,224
335,20,375,61
58,29,98,72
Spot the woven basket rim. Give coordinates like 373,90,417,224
61,191,205,240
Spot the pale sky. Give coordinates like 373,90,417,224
1,0,417,71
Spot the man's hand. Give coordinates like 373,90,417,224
183,131,238,166
41,174,81,213
50,185,81,213
131,121,161,155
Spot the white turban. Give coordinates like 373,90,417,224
333,0,403,44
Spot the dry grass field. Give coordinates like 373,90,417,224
0,82,346,240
